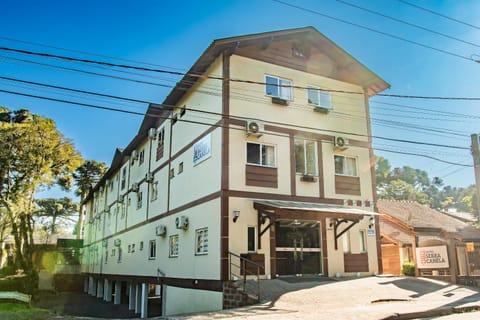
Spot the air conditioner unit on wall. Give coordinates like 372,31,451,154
334,136,349,150
146,172,154,183
175,216,189,230
148,128,157,140
131,182,139,192
131,150,139,164
156,224,167,236
246,120,264,137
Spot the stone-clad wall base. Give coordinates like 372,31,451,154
222,281,258,309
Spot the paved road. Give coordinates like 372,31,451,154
33,276,480,319
167,276,480,320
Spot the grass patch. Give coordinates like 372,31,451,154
0,302,52,320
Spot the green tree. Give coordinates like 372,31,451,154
0,108,82,272
72,160,107,238
34,197,79,240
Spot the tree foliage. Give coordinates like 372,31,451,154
0,107,82,271
34,197,79,238
375,156,476,213
72,160,107,238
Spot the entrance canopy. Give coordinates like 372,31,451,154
253,200,378,250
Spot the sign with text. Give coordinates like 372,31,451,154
415,245,449,269
193,134,211,166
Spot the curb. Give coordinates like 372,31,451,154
382,305,480,320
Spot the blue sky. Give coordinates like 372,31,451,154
1,0,479,198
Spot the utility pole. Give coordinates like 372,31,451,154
471,134,480,222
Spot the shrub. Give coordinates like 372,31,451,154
401,261,415,276
0,266,16,278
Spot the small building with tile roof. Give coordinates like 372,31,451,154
377,199,480,284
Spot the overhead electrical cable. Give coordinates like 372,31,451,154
397,0,480,30
0,81,471,151
374,148,472,167
371,101,480,119
271,0,477,63
336,0,480,48
3,45,480,99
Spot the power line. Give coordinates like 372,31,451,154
0,36,187,71
272,0,477,63
3,45,480,100
0,81,471,151
375,148,472,167
336,0,480,48
398,0,480,30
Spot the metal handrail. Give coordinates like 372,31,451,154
228,251,264,301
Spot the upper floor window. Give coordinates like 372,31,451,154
247,142,276,167
139,149,145,165
308,86,332,110
136,191,143,210
156,127,165,161
265,75,292,101
334,155,358,177
121,167,127,190
295,139,317,175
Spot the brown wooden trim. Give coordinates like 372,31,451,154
289,134,296,196
221,52,231,281
254,205,363,222
227,118,246,127
83,273,223,292
226,189,344,205
321,217,328,276
245,165,278,188
335,175,361,196
364,90,383,274
344,252,369,272
84,191,221,247
317,141,325,198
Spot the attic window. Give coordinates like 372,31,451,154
292,47,306,58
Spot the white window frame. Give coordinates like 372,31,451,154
136,191,143,210
265,75,293,101
246,142,277,168
151,181,158,202
149,239,156,259
307,85,332,110
169,235,179,258
295,139,318,175
334,155,358,177
247,226,257,253
195,228,208,255
359,230,367,253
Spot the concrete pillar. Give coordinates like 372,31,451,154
141,282,148,319
96,278,104,298
162,285,167,317
84,277,89,293
104,279,112,302
90,278,97,296
114,281,122,305
128,282,136,310
135,283,141,314
88,276,94,295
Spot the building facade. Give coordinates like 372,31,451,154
378,200,480,283
81,27,389,316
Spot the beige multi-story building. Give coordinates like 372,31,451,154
81,27,389,317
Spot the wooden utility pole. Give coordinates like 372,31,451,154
471,134,480,222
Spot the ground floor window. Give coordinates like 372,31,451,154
195,228,208,255
248,226,256,252
169,235,179,257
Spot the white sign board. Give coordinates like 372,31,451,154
415,245,449,269
193,134,211,166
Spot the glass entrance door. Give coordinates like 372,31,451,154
275,220,322,275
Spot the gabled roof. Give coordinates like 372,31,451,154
164,26,389,106
377,199,480,242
